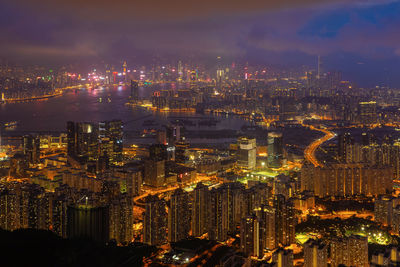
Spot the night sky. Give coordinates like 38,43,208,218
1,0,400,87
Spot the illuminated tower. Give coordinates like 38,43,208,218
177,60,183,82
122,61,128,83
317,55,322,79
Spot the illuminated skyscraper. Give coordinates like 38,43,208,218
274,194,296,246
267,132,284,168
209,182,245,241
240,214,262,257
272,248,293,267
237,137,257,170
330,235,368,267
191,182,209,237
143,195,167,246
109,196,134,244
358,101,377,125
255,204,276,250
175,137,189,164
0,189,20,231
122,61,127,83
99,120,123,163
304,239,328,267
374,195,394,226
52,195,68,238
144,160,165,187
168,188,190,242
67,120,123,166
23,135,40,165
177,60,183,81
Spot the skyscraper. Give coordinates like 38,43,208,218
272,248,293,267
358,101,377,125
255,204,276,250
209,182,245,241
267,132,284,168
374,195,394,226
144,160,165,187
143,195,167,246
67,120,123,166
237,137,257,169
175,137,189,164
130,80,139,101
304,239,328,267
330,235,368,267
23,135,40,165
317,55,322,79
274,194,296,246
109,196,134,244
192,182,209,237
168,188,190,242
240,214,262,257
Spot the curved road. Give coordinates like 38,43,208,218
303,124,335,167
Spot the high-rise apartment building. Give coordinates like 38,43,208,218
109,196,134,244
330,235,368,267
358,101,377,125
271,248,293,267
274,194,296,246
191,182,209,237
255,204,276,251
375,195,394,226
168,188,190,242
143,195,167,246
240,214,262,257
301,163,393,197
304,239,328,267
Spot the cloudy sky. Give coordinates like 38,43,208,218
1,0,400,86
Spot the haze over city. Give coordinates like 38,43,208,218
2,0,400,86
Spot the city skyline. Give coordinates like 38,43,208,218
2,1,400,266
1,1,400,86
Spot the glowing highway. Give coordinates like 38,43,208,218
303,124,336,167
